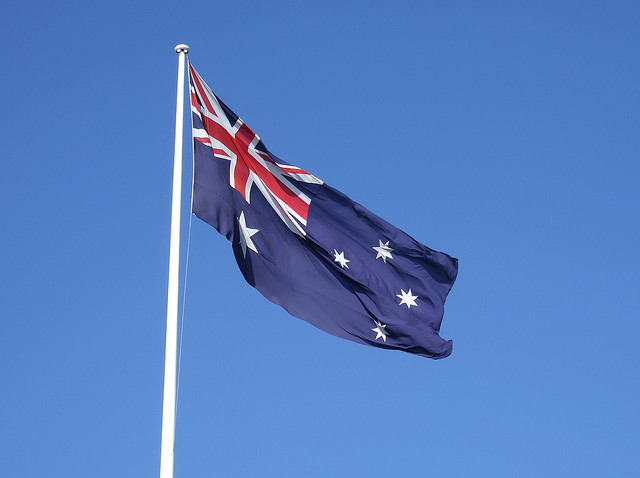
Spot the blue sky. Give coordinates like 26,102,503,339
2,1,639,476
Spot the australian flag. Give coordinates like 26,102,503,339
188,62,458,359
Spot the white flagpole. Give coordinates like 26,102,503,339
160,43,189,478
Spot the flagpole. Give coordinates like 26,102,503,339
160,43,189,478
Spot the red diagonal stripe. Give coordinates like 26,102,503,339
189,62,219,120
190,62,310,222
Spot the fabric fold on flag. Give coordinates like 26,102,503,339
189,61,458,359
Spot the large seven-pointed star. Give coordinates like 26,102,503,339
397,289,418,308
373,240,394,263
238,211,259,257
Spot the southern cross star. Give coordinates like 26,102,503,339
333,250,350,269
238,211,259,257
373,240,394,263
371,319,388,342
397,289,418,308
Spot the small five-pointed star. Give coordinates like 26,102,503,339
371,319,388,342
373,240,394,263
238,211,259,257
397,288,418,308
333,249,350,269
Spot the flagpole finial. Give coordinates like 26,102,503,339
175,44,190,54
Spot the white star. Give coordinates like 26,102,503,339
397,289,418,309
333,250,350,269
371,320,388,342
373,240,394,263
238,211,259,257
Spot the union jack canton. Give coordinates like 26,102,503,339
189,61,458,359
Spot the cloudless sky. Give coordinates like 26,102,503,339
2,1,639,476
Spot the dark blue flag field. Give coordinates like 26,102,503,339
189,62,458,359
